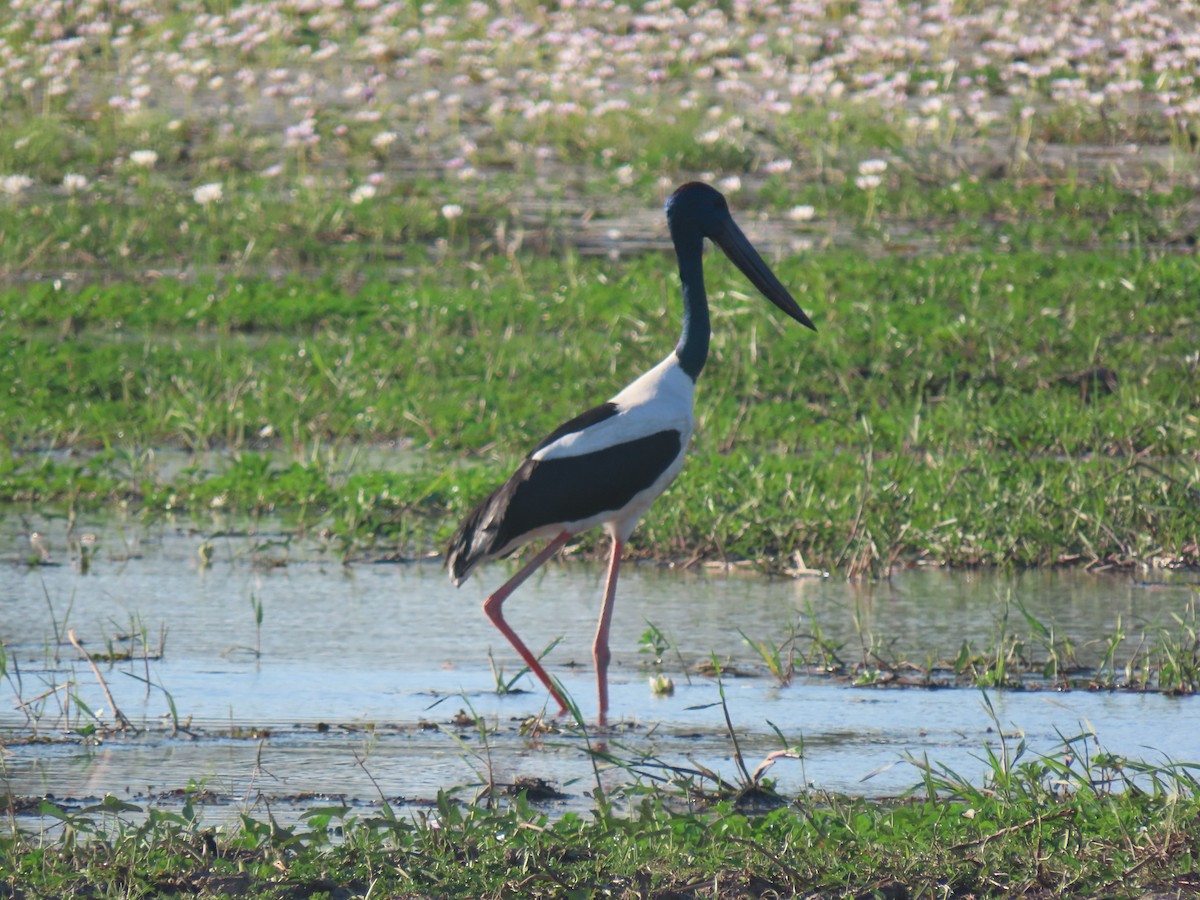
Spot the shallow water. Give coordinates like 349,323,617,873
2,515,1198,825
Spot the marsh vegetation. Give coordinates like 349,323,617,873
3,0,1200,895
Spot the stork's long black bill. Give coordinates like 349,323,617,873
714,220,816,331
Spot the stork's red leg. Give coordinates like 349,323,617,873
592,535,624,728
482,532,572,716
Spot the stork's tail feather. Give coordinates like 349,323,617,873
446,498,497,586
446,519,478,586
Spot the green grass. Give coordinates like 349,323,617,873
1,242,1196,571
3,727,1198,898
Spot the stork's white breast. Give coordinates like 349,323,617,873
531,354,696,463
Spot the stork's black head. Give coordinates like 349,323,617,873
665,182,731,240
664,182,815,331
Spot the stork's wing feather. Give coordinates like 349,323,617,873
533,401,620,453
447,427,682,584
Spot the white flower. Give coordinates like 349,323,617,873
284,118,317,147
62,173,89,194
787,204,816,222
129,150,158,168
764,159,793,175
1,174,35,195
441,203,463,221
718,175,742,193
855,174,882,191
350,184,376,204
858,158,888,176
193,182,223,206
371,130,397,150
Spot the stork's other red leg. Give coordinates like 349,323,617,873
592,534,624,728
482,532,572,716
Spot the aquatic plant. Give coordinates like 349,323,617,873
5,721,1199,898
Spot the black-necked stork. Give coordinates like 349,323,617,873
447,181,815,727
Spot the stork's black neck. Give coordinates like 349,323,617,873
672,233,710,381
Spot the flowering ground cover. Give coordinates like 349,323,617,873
2,0,1200,273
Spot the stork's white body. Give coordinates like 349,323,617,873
448,352,696,587
522,354,695,541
